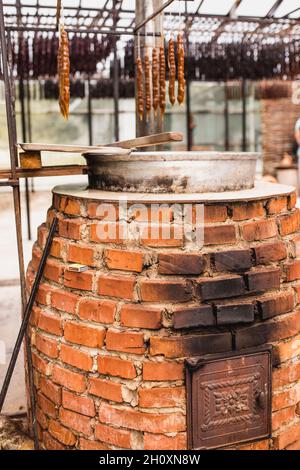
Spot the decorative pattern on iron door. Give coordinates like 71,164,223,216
186,348,272,450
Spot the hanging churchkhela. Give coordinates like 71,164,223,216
152,47,159,115
159,39,166,119
136,53,144,121
57,23,70,119
168,35,176,106
144,51,151,120
177,32,185,105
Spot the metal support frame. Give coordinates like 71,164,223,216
241,78,247,152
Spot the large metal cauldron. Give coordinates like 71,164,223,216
83,151,258,194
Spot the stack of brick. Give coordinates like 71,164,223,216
25,189,300,450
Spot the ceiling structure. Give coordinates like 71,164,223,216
2,0,300,44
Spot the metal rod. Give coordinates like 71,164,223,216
87,76,93,146
0,0,38,449
224,81,229,151
0,217,58,414
6,25,162,36
241,78,247,152
19,77,31,241
113,0,119,142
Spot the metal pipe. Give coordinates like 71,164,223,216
113,0,119,142
224,81,230,151
19,77,32,241
241,78,247,151
0,217,58,415
0,0,38,449
87,77,93,146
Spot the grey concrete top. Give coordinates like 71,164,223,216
52,181,296,204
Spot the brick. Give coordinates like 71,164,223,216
88,377,122,402
275,334,300,363
37,392,57,418
204,225,236,245
90,221,124,244
36,407,48,430
140,225,183,248
286,259,300,281
46,208,56,227
60,343,93,371
139,387,185,408
130,205,174,223
39,376,61,405
232,202,264,221
64,321,105,348
197,275,245,301
58,218,83,240
213,249,252,273
285,440,300,450
32,244,41,271
288,192,297,210
94,423,131,449
36,284,52,306
44,259,63,283
204,205,227,223
244,268,281,292
52,364,86,393
235,309,300,349
120,304,162,329
278,210,300,236
37,224,48,248
29,306,41,327
97,356,136,379
273,384,300,411
291,235,300,258
87,201,119,220
267,197,287,215
98,275,135,300
51,289,79,314
253,241,287,264
59,408,92,436
50,238,65,259
106,330,145,354
272,407,295,432
273,422,300,449
215,302,254,325
64,269,93,291
48,420,77,446
38,311,63,336
104,248,143,272
59,197,81,216
140,279,191,302
158,253,204,275
67,243,94,266
173,305,215,329
241,219,277,241
237,440,270,451
43,431,64,450
143,361,184,381
79,438,111,450
35,332,58,359
150,333,232,358
99,402,185,433
273,363,300,389
144,433,187,450
32,351,52,376
257,291,294,319
62,390,95,417
78,299,116,324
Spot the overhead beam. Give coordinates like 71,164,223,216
266,0,284,18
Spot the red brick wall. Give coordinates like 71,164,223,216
25,191,300,450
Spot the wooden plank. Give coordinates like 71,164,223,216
104,132,183,149
19,151,42,169
18,144,130,155
0,165,87,180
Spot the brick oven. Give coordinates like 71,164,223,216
25,180,300,450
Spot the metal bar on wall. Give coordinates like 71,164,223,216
224,81,229,151
87,76,93,146
113,0,120,142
